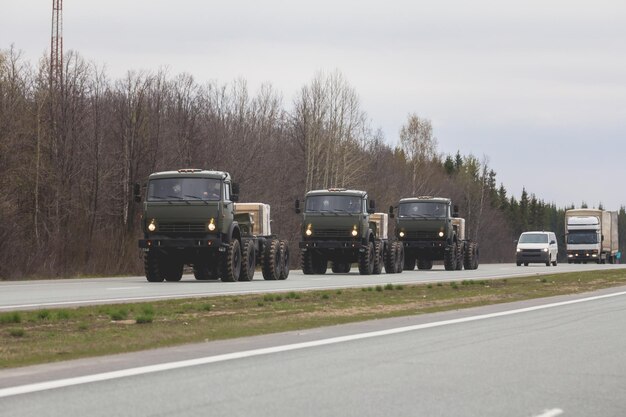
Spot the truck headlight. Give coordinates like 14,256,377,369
305,224,312,236
148,219,156,232
399,231,405,238
208,218,216,231
351,229,358,237
438,231,444,237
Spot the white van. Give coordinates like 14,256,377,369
516,231,558,267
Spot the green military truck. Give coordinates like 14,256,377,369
390,196,479,271
296,188,403,275
136,169,289,282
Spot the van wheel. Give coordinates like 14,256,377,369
552,258,558,266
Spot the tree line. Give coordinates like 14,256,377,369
0,47,622,279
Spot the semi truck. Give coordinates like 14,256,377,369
136,169,289,282
390,196,479,271
296,188,403,275
565,208,619,264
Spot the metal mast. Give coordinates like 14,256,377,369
50,0,63,87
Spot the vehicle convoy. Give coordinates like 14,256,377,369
390,196,479,271
137,169,289,282
515,231,558,266
565,208,619,264
296,188,403,275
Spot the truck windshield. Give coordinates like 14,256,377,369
305,195,362,213
567,231,598,244
398,202,447,218
148,178,222,201
519,233,549,244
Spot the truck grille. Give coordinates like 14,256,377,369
404,231,439,239
314,229,352,238
159,223,206,233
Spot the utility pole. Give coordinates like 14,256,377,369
50,0,63,87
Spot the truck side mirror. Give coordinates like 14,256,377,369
389,205,395,218
133,183,141,203
232,182,240,195
602,235,605,242
367,199,376,214
295,199,301,214
453,205,459,218
231,194,239,202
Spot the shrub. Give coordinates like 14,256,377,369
135,315,153,324
37,310,51,320
0,312,21,324
110,309,128,321
9,328,25,337
384,283,394,291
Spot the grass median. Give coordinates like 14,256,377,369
2,268,626,369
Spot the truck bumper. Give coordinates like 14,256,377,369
299,240,367,251
567,251,599,262
139,236,224,250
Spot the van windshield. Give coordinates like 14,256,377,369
519,233,548,244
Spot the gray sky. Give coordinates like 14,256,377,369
2,0,625,210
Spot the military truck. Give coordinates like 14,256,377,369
136,169,288,282
295,188,403,275
389,196,479,271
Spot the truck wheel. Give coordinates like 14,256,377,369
463,241,475,270
144,251,164,282
221,240,242,282
193,263,218,280
403,255,416,271
417,259,433,270
262,239,282,280
332,262,349,273
359,242,375,275
455,243,464,270
394,241,404,273
162,258,183,282
373,241,384,275
384,242,397,274
444,242,457,271
302,250,314,275
312,254,328,274
239,240,256,281
279,240,290,280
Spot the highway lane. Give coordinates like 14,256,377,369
1,263,625,311
2,286,626,416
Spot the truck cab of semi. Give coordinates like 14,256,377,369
565,209,619,264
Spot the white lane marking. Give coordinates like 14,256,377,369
533,409,563,417
310,278,331,281
1,290,625,398
106,287,141,291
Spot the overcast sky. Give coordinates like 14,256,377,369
2,1,625,210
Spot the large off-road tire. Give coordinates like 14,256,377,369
332,261,350,273
262,239,282,280
220,239,242,282
302,250,314,275
384,242,397,274
239,240,256,281
312,253,327,274
394,241,404,273
463,241,474,270
144,251,164,282
279,240,290,280
193,263,219,280
162,257,183,282
444,242,458,271
359,241,375,275
373,240,384,275
404,254,416,271
417,258,433,270
455,242,464,270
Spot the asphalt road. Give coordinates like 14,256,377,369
1,286,626,416
1,263,625,311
